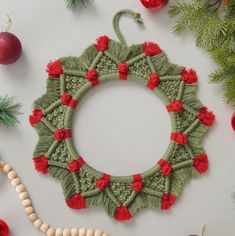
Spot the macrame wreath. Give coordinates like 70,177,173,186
30,10,215,221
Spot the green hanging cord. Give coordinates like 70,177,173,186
112,9,144,47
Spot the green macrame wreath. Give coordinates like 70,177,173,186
30,10,215,221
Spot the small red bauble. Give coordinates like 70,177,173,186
140,0,168,10
231,112,235,131
0,219,10,236
0,32,22,65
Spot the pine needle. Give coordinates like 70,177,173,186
65,0,90,10
0,96,22,127
169,0,235,106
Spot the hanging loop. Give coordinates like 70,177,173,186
113,9,144,47
1,14,12,32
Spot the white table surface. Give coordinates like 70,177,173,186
0,0,235,235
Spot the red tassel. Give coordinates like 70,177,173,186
114,205,132,221
143,42,162,56
181,69,198,84
96,174,111,190
166,100,183,113
158,159,172,176
66,193,86,210
29,109,44,126
161,194,176,210
193,154,208,174
170,132,188,144
198,107,215,127
33,157,48,174
146,73,161,90
46,60,64,78
0,219,10,236
118,63,129,80
95,36,109,52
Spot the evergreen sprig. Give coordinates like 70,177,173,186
169,0,235,105
65,0,90,10
0,96,21,127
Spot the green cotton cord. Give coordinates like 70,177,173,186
32,12,213,218
112,9,144,46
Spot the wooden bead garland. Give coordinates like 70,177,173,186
0,160,108,236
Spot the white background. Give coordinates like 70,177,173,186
0,0,234,235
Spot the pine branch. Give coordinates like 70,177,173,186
169,0,235,106
65,0,90,10
0,96,22,127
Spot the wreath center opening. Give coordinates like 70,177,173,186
73,80,171,176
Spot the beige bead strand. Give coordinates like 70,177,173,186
0,160,109,236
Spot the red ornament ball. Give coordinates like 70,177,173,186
0,219,10,236
232,112,235,132
140,0,168,9
0,32,22,65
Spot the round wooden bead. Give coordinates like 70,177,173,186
16,184,25,193
19,191,29,200
22,199,32,207
3,164,12,173
47,227,56,236
11,177,20,186
79,228,86,236
55,228,63,236
7,170,17,179
94,230,103,236
25,206,34,215
40,223,50,233
86,229,94,236
101,233,109,236
71,228,78,236
33,219,43,228
63,228,70,236
28,213,37,222
0,160,5,168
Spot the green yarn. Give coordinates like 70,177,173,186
31,10,214,220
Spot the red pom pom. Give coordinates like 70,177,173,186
96,174,110,190
86,69,99,86
132,181,144,192
33,157,49,174
166,100,183,113
66,193,86,210
67,158,85,172
193,154,208,174
61,92,77,108
158,159,172,176
29,109,44,126
146,73,161,90
181,69,198,84
54,129,72,140
198,107,215,127
170,132,188,144
118,63,129,80
143,42,162,56
114,206,132,221
232,112,235,131
95,36,109,52
0,219,10,236
46,60,63,78
161,194,176,210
